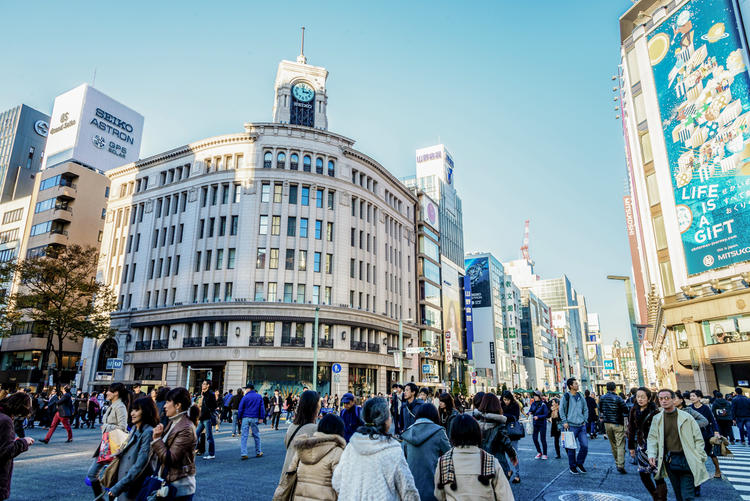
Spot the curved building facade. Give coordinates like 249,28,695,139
81,56,419,396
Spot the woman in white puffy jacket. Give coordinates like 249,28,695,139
332,397,419,501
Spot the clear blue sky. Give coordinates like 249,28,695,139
1,1,636,345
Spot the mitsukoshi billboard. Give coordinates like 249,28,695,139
649,0,750,274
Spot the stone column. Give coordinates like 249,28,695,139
685,321,717,392
377,365,387,395
225,360,246,391
166,362,183,387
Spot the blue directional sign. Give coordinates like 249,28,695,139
106,358,123,370
332,363,342,374
422,364,432,374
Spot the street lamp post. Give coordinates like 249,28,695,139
607,275,645,387
398,318,413,384
312,307,320,392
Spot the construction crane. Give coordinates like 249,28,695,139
520,220,530,261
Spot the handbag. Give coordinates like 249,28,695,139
665,452,690,474
136,474,176,501
561,430,577,450
99,456,121,488
506,418,525,440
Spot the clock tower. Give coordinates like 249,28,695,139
272,30,328,130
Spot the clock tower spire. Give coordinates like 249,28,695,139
272,29,329,129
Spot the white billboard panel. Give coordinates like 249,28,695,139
45,84,144,171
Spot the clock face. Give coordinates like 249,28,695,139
292,82,314,102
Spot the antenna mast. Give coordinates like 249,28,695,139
297,27,307,64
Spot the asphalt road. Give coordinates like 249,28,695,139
9,421,745,501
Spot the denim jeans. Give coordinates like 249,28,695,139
232,410,240,435
564,424,589,469
241,417,261,456
737,417,750,442
195,419,215,456
666,454,695,501
87,458,106,483
533,420,548,455
508,439,521,478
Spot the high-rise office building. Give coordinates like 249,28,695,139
0,105,49,203
619,0,750,392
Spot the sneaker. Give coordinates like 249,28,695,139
542,455,548,460
202,455,215,460
569,467,580,475
577,464,587,473
617,467,627,474
534,453,542,459
256,452,264,457
241,455,249,460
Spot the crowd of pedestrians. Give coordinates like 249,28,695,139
2,376,748,500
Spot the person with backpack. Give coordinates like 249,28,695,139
559,377,589,475
401,404,451,501
339,393,363,443
473,393,517,479
433,413,514,501
712,390,734,444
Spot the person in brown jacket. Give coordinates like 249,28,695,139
274,413,346,501
151,387,199,501
0,393,33,501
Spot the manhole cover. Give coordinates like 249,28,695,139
547,491,641,501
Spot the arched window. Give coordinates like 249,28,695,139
263,152,272,168
96,338,119,373
315,158,324,174
328,160,335,177
303,155,311,172
290,153,299,170
277,152,286,169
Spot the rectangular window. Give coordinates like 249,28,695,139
300,218,308,238
299,250,307,271
205,250,212,271
301,187,309,206
287,217,296,236
271,216,281,236
640,131,654,164
178,225,183,243
198,219,205,239
289,184,298,204
316,188,324,208
201,186,208,207
314,252,321,272
233,184,242,203
152,229,159,248
169,226,175,245
297,284,306,303
221,183,229,204
227,248,236,269
230,215,238,235
149,259,155,279
216,249,224,269
256,248,266,268
261,182,270,203
259,215,268,235
265,321,275,338
219,216,226,236
328,191,334,210
325,253,333,274
646,172,660,206
195,251,202,272
284,283,293,303
313,285,320,305
351,228,355,246
325,286,332,305
659,260,676,296
213,283,221,302
326,222,333,242
315,220,322,239
211,185,218,205
350,258,356,278
254,282,264,301
174,255,180,275
224,282,233,301
202,284,209,302
653,214,668,250
269,248,279,269
273,183,283,203
268,283,277,302
285,249,294,270
208,218,215,237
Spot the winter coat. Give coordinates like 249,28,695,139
150,414,197,485
627,403,658,451
275,432,345,501
198,390,216,422
340,406,363,443
472,409,516,473
598,392,627,425
559,392,588,427
690,403,719,439
0,410,29,500
680,406,709,429
647,409,709,487
332,433,419,501
432,446,514,501
400,398,425,432
57,391,74,418
238,391,266,420
279,422,318,484
101,399,128,433
440,409,459,438
401,418,452,501
712,397,733,421
585,396,598,423
110,424,154,499
529,401,549,421
229,393,242,410
732,394,750,418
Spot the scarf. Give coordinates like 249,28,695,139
438,447,496,491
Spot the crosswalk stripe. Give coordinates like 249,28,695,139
741,496,750,501
735,485,750,492
727,476,750,483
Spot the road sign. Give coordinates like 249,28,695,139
422,364,431,374
332,363,342,374
405,346,424,354
105,358,123,370
472,379,477,384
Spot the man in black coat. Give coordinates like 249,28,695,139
269,389,283,430
390,383,403,435
195,380,217,459
598,381,628,474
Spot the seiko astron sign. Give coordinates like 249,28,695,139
44,84,144,171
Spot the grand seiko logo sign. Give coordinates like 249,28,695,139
50,111,77,135
90,108,135,144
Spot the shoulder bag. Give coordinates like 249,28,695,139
506,417,525,440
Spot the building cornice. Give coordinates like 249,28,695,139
343,148,417,203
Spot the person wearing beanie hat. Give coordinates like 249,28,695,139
339,393,363,443
333,397,419,500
